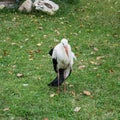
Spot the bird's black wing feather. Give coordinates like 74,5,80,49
52,58,57,73
49,48,54,56
67,69,72,78
48,69,65,86
48,76,58,86
49,48,58,73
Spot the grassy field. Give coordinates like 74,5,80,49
0,0,120,119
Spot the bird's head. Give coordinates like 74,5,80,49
61,38,68,47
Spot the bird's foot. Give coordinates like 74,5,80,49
63,83,67,92
57,87,60,94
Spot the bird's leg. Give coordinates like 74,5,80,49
57,71,60,94
64,82,67,92
64,73,67,92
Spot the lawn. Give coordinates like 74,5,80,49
0,0,120,119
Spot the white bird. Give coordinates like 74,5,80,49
48,38,76,89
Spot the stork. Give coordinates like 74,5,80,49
48,38,76,92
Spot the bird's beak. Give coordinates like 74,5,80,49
64,46,69,57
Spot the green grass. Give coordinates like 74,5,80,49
0,0,120,119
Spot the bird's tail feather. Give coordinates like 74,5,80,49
72,52,77,60
48,69,64,86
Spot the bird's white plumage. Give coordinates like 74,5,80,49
48,38,76,87
52,38,76,72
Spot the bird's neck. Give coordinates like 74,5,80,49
64,46,69,58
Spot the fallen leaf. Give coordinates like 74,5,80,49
55,29,60,35
38,26,43,30
50,93,56,97
65,82,69,85
12,65,16,68
97,74,101,77
17,73,23,78
8,71,13,74
54,39,59,42
29,55,34,61
28,50,34,55
96,56,104,60
11,42,17,45
74,107,81,112
78,65,86,70
37,43,42,47
90,51,95,55
0,56,2,59
83,90,91,96
23,84,28,87
29,58,34,61
12,17,16,22
20,46,23,49
93,47,98,51
3,107,10,111
93,67,98,70
3,50,9,56
109,69,114,73
69,84,74,87
90,61,99,65
70,91,76,96
60,22,64,24
31,34,34,37
43,35,47,38
80,24,84,28
73,33,78,36
25,38,29,41
34,49,41,53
